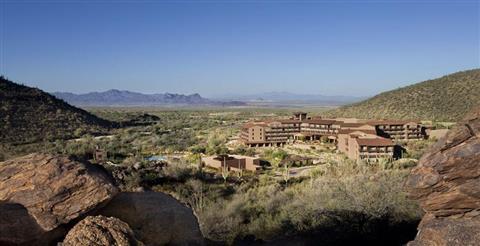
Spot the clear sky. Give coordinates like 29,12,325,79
0,0,478,97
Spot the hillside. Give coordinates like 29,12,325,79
325,69,480,122
0,77,114,144
53,90,246,107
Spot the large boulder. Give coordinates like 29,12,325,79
96,192,204,245
0,202,66,245
408,214,480,246
406,110,480,217
63,215,143,246
0,153,118,244
406,108,480,245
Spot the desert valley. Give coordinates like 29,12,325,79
1,1,479,245
1,69,480,245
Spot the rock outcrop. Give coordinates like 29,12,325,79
63,215,143,246
406,108,480,245
0,153,204,245
96,192,205,245
0,153,118,245
0,202,66,245
408,214,480,246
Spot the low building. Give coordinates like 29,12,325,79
94,147,106,162
202,155,262,172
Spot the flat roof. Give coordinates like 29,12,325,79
278,119,302,124
367,120,420,125
303,119,338,125
242,122,268,128
340,122,374,128
338,129,377,135
356,138,395,147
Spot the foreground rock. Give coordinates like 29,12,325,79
0,202,66,245
0,153,118,244
96,192,205,245
408,214,480,246
63,215,143,246
406,108,480,245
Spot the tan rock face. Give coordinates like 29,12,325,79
96,192,205,246
63,215,143,246
408,215,480,246
405,110,480,217
0,153,119,231
406,108,480,245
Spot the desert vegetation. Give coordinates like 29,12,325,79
326,69,480,121
1,105,438,244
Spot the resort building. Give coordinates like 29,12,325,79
240,119,301,147
337,130,395,161
295,119,340,142
240,112,426,161
202,154,262,172
367,120,427,140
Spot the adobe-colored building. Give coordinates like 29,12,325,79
240,113,426,161
367,120,427,140
240,119,301,147
296,119,339,141
202,154,262,172
94,147,107,162
337,130,395,161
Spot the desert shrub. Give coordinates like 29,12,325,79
197,160,422,243
400,139,436,159
162,160,196,181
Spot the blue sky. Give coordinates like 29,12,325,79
0,0,478,97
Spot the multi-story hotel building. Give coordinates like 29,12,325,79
367,120,427,140
240,119,301,147
337,129,395,161
240,113,426,160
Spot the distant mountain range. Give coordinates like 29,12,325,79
325,69,480,121
211,92,364,105
53,90,246,107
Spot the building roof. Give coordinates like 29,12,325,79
278,119,302,124
303,119,338,125
338,129,377,135
367,120,420,126
355,138,395,147
242,121,268,128
209,154,259,161
340,122,374,128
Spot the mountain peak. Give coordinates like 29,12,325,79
52,90,245,107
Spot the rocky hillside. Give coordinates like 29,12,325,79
405,107,480,245
0,77,114,144
53,90,246,107
0,153,204,245
326,69,480,121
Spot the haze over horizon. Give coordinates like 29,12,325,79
0,0,478,97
